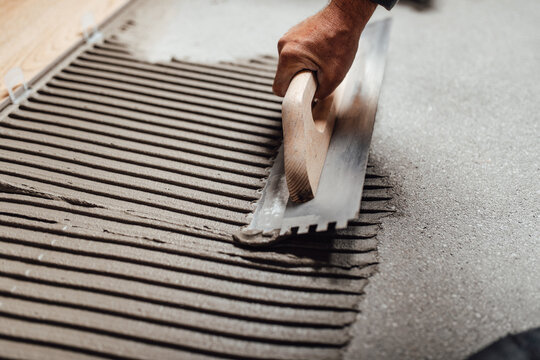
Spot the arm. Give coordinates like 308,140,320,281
273,0,378,99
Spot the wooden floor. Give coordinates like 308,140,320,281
0,0,128,100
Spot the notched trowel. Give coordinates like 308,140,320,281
234,19,391,246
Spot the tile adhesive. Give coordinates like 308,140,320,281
0,7,394,360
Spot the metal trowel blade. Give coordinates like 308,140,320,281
234,18,392,246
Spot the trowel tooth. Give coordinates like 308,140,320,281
297,224,310,234
316,222,329,232
336,219,349,229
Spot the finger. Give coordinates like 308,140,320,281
273,60,303,97
314,65,347,100
314,70,336,100
273,45,318,97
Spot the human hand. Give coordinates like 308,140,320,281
273,0,376,99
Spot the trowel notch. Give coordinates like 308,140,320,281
235,18,392,246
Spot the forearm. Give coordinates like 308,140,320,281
328,0,377,33
330,0,399,17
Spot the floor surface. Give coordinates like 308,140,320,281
0,0,128,100
2,0,539,358
346,0,540,358
127,0,540,358
0,2,390,358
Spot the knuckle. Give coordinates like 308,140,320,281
272,79,286,97
278,42,305,62
277,37,287,52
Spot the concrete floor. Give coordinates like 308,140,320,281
348,0,540,359
120,0,540,359
346,1,540,359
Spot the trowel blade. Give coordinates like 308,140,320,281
235,18,392,246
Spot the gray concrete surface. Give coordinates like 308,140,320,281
347,1,540,359
117,0,330,62
120,0,540,359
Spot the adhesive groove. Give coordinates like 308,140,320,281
0,153,255,214
0,232,367,295
219,60,278,74
0,169,248,228
102,39,279,80
10,109,276,158
63,64,281,111
81,50,276,95
0,250,360,312
0,194,378,276
0,264,358,328
0,131,267,187
27,92,282,140
50,74,282,119
0,142,259,202
42,83,282,129
0,217,375,281
94,43,276,86
0,289,347,347
23,100,275,146
73,55,281,103
0,25,392,359
1,122,271,176
0,245,358,311
36,86,281,135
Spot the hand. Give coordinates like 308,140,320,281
273,0,376,99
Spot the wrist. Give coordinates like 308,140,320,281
327,0,377,30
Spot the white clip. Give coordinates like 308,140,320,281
4,67,30,104
81,11,103,44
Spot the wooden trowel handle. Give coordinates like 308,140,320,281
282,70,337,203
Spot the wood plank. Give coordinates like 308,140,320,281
0,0,129,100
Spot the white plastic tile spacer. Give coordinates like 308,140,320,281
4,67,30,104
81,11,103,44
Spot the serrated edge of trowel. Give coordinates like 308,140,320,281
233,18,392,247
